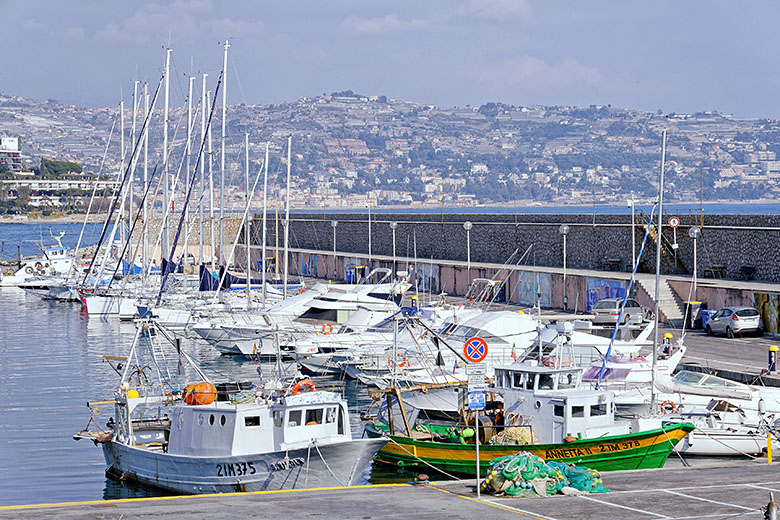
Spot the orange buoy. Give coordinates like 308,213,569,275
183,383,198,405
192,382,217,405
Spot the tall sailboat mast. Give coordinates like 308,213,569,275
261,142,269,306
219,40,229,267
244,132,252,309
130,80,139,256
650,128,667,411
142,82,149,272
199,73,207,267
283,135,292,299
119,98,126,252
207,89,216,271
185,75,194,269
161,47,172,265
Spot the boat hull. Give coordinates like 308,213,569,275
366,422,693,474
102,437,387,494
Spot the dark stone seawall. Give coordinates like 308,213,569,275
251,212,780,283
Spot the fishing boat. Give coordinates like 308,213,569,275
0,231,74,286
74,319,387,494
365,363,693,474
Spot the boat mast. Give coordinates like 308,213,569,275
161,47,171,267
185,75,194,271
244,132,251,310
219,40,229,268
129,80,138,262
261,142,269,306
283,134,292,299
651,128,667,412
207,87,215,271
199,74,207,268
142,83,149,273
119,98,126,254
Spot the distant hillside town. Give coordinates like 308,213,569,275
1,90,779,214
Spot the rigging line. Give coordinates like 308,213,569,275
596,202,658,390
106,164,160,286
66,115,117,283
81,74,164,286
229,55,252,122
158,71,224,305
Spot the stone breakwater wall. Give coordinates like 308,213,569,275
249,212,780,283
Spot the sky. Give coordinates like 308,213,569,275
2,0,780,117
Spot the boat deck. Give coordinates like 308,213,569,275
2,460,776,519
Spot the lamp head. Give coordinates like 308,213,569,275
688,226,700,240
463,221,473,231
558,224,569,235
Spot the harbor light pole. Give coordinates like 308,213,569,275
390,221,398,276
559,224,569,309
627,193,636,269
331,220,338,279
689,226,701,301
463,221,473,281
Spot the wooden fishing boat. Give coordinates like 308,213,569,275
366,421,693,473
364,364,694,474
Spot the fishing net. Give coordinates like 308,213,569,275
480,452,610,497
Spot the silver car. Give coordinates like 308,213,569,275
591,297,650,325
705,306,763,338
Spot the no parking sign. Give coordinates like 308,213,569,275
464,336,488,363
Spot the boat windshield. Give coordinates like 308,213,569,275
673,371,707,385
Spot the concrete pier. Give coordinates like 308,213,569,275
1,461,776,519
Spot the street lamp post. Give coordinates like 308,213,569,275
390,221,398,276
689,226,701,301
463,221,473,281
331,220,338,279
627,193,636,270
559,224,569,310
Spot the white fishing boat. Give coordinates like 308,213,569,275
74,320,387,494
0,231,74,286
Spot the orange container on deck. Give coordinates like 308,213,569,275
191,382,217,405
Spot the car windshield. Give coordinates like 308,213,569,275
593,301,617,310
735,309,759,318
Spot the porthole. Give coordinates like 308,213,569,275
209,414,215,426
197,414,204,425
535,401,542,409
220,415,226,427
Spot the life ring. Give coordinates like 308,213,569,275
291,379,315,395
388,356,409,368
321,323,333,335
24,266,34,274
662,400,677,414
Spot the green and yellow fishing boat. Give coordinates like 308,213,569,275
366,421,693,473
365,364,695,475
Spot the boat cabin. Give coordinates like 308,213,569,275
165,391,351,457
493,364,621,443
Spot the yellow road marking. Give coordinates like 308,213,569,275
423,483,553,519
0,483,411,511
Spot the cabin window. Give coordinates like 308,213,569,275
288,410,302,427
244,416,261,427
209,414,215,426
591,403,607,416
273,410,283,427
538,375,554,390
305,408,324,425
338,405,345,435
513,372,523,388
220,415,226,427
571,406,585,418
325,407,336,423
553,405,564,417
557,373,576,389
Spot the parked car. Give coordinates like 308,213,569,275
705,306,763,338
591,297,651,325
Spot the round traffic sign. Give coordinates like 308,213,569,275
668,216,680,228
464,336,488,363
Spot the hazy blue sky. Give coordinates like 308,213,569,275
2,1,780,117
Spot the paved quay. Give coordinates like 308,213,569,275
2,461,777,519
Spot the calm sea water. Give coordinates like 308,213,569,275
0,219,746,506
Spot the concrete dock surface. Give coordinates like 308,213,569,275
2,460,777,519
